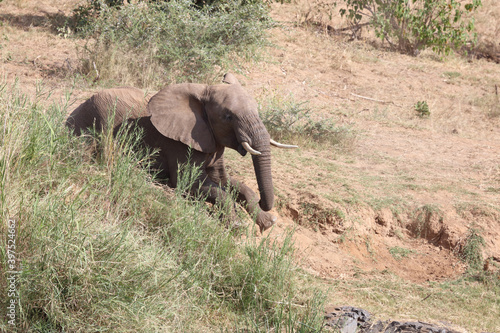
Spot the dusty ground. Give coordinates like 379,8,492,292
1,0,499,290
236,2,500,285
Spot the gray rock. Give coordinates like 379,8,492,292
340,317,358,333
324,307,461,333
366,321,387,333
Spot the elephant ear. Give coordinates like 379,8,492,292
222,73,240,85
147,83,216,153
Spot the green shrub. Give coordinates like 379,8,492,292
336,0,482,55
72,0,265,29
75,0,273,86
73,0,126,30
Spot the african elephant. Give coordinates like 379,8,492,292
66,74,297,232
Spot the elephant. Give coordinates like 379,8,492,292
66,74,297,232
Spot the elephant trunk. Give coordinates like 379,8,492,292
252,146,274,211
236,115,274,212
248,128,274,212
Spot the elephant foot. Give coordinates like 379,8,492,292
256,211,277,233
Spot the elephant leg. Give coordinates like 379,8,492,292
205,156,276,232
228,177,277,232
196,173,245,229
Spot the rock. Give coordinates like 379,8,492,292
365,320,386,333
325,306,372,332
339,317,357,333
324,306,462,333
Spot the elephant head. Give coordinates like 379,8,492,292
147,73,294,212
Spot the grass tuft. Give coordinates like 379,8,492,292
259,93,357,149
388,246,416,260
457,226,486,272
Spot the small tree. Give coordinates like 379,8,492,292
337,0,482,55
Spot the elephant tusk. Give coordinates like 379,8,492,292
270,139,298,149
241,142,261,156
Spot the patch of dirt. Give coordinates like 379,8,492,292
0,0,85,99
1,0,499,286
262,197,468,283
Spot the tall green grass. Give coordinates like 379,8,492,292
0,82,324,332
75,0,273,87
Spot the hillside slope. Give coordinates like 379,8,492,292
1,0,499,331
230,2,500,283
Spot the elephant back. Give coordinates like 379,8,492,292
66,87,152,135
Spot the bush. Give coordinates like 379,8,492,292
75,0,273,86
336,0,482,55
73,0,126,30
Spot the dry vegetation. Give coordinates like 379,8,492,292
0,0,499,332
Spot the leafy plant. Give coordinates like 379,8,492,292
335,0,482,55
75,0,273,85
73,0,126,31
414,100,430,117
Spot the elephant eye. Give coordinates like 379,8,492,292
223,113,233,122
